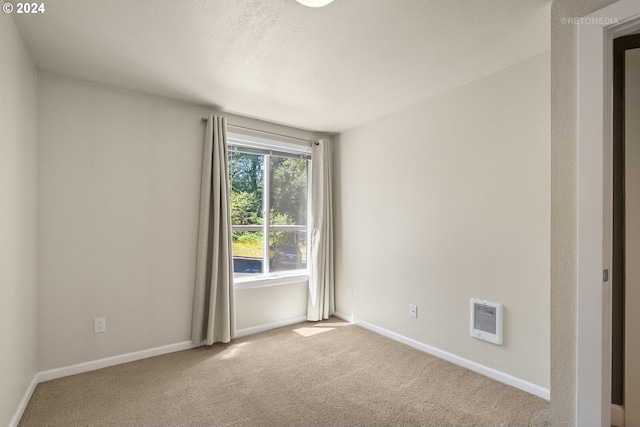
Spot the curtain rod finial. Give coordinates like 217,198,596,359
202,118,208,122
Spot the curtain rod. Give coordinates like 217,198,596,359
201,118,319,145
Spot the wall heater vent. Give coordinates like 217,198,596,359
470,299,503,345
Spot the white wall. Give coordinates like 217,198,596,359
236,282,307,330
37,72,313,371
334,52,550,388
0,14,38,427
549,1,618,425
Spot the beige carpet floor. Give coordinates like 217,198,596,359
19,318,549,427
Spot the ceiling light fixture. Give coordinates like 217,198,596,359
295,0,334,7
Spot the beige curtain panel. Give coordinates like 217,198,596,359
192,114,236,345
307,139,335,321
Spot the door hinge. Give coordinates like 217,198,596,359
603,269,609,282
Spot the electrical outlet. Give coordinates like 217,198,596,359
347,287,353,298
409,304,417,318
94,317,106,334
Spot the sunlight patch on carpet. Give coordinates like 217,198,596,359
218,342,249,359
313,322,350,327
294,327,335,337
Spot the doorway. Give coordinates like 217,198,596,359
612,33,640,426
576,1,640,425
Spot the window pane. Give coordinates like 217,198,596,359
232,231,264,277
228,148,310,279
268,156,308,274
229,151,265,278
269,231,307,273
269,156,308,226
229,151,264,226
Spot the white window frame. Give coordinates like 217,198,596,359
228,132,312,289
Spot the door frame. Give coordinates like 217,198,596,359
577,1,640,425
611,32,640,414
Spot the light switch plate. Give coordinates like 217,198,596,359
95,317,106,333
409,304,417,318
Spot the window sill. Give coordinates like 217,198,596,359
234,272,309,290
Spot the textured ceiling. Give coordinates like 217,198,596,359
12,0,550,133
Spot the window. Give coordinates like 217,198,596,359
228,133,310,284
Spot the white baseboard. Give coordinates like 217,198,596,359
9,316,308,426
8,374,38,427
12,313,548,426
37,316,308,384
236,315,307,338
333,311,353,323
338,313,550,401
37,340,202,383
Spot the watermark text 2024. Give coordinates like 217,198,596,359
2,3,46,14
